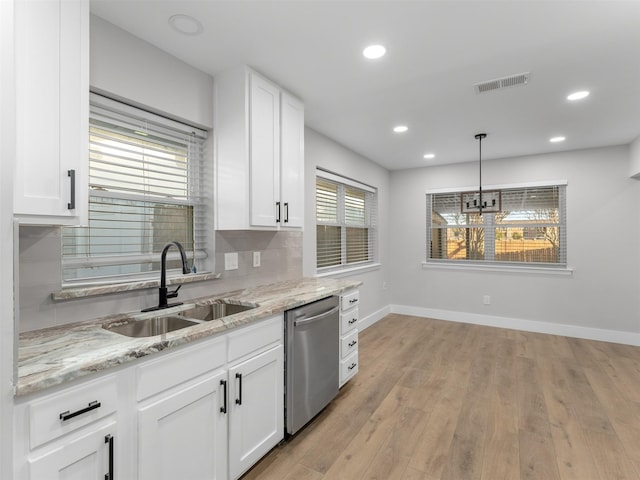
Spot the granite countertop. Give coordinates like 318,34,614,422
17,277,361,397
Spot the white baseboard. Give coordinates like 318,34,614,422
359,305,390,331
389,304,640,346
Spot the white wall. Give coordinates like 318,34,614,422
303,128,391,327
90,15,213,128
0,0,15,475
389,145,640,343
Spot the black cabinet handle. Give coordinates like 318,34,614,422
275,202,281,223
220,379,227,414
348,318,357,325
348,340,357,348
284,202,289,223
104,434,114,480
235,373,243,405
348,362,357,371
349,298,358,304
59,400,101,421
67,169,76,210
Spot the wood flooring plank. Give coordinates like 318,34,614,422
407,383,467,477
519,430,561,480
516,357,561,480
516,357,553,437
537,358,601,480
583,365,640,473
480,337,520,480
584,430,640,480
282,464,323,480
360,406,429,480
322,383,415,480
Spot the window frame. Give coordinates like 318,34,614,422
425,180,571,275
316,169,379,275
61,93,212,286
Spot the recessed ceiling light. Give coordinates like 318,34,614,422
550,136,566,143
423,153,435,159
363,45,386,59
393,125,408,133
168,14,203,36
567,90,590,101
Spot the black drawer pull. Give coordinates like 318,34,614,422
59,400,101,421
105,434,114,480
348,362,357,371
348,340,357,348
220,379,228,414
235,373,243,405
348,318,357,325
67,169,76,210
349,298,358,304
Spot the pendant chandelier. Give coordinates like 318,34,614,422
461,133,500,214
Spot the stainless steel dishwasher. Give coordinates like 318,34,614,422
285,295,340,436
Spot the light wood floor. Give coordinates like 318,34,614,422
242,314,640,480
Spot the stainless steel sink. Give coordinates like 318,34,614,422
178,302,255,322
103,315,199,337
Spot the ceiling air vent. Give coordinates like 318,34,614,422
474,72,530,94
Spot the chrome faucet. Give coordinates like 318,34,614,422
142,241,190,312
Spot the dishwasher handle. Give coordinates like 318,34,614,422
293,305,339,327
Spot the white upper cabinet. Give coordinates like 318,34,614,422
214,66,304,230
249,73,281,227
279,92,305,228
14,0,88,225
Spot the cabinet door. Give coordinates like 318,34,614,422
138,371,228,480
29,422,116,480
228,345,284,480
14,0,88,225
280,92,304,228
249,72,280,227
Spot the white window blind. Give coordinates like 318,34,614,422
62,94,210,284
427,184,566,266
316,170,377,272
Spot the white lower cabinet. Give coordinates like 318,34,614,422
228,345,284,480
14,375,119,480
339,289,360,387
138,371,228,480
16,314,285,480
29,421,116,480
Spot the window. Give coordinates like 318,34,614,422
316,170,377,272
62,94,210,284
427,184,566,267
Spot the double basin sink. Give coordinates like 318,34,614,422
103,301,256,338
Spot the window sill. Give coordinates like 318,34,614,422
52,272,222,301
316,263,381,279
421,261,573,277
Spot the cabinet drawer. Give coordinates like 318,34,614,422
340,329,359,359
228,314,283,363
137,335,226,401
29,375,117,449
340,351,359,385
341,290,360,311
340,307,359,335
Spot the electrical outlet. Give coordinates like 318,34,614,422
224,252,238,270
253,251,261,268
483,295,491,305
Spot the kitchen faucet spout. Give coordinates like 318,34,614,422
142,241,190,312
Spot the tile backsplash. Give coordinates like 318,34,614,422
18,226,303,332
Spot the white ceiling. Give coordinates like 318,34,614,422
90,0,640,171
